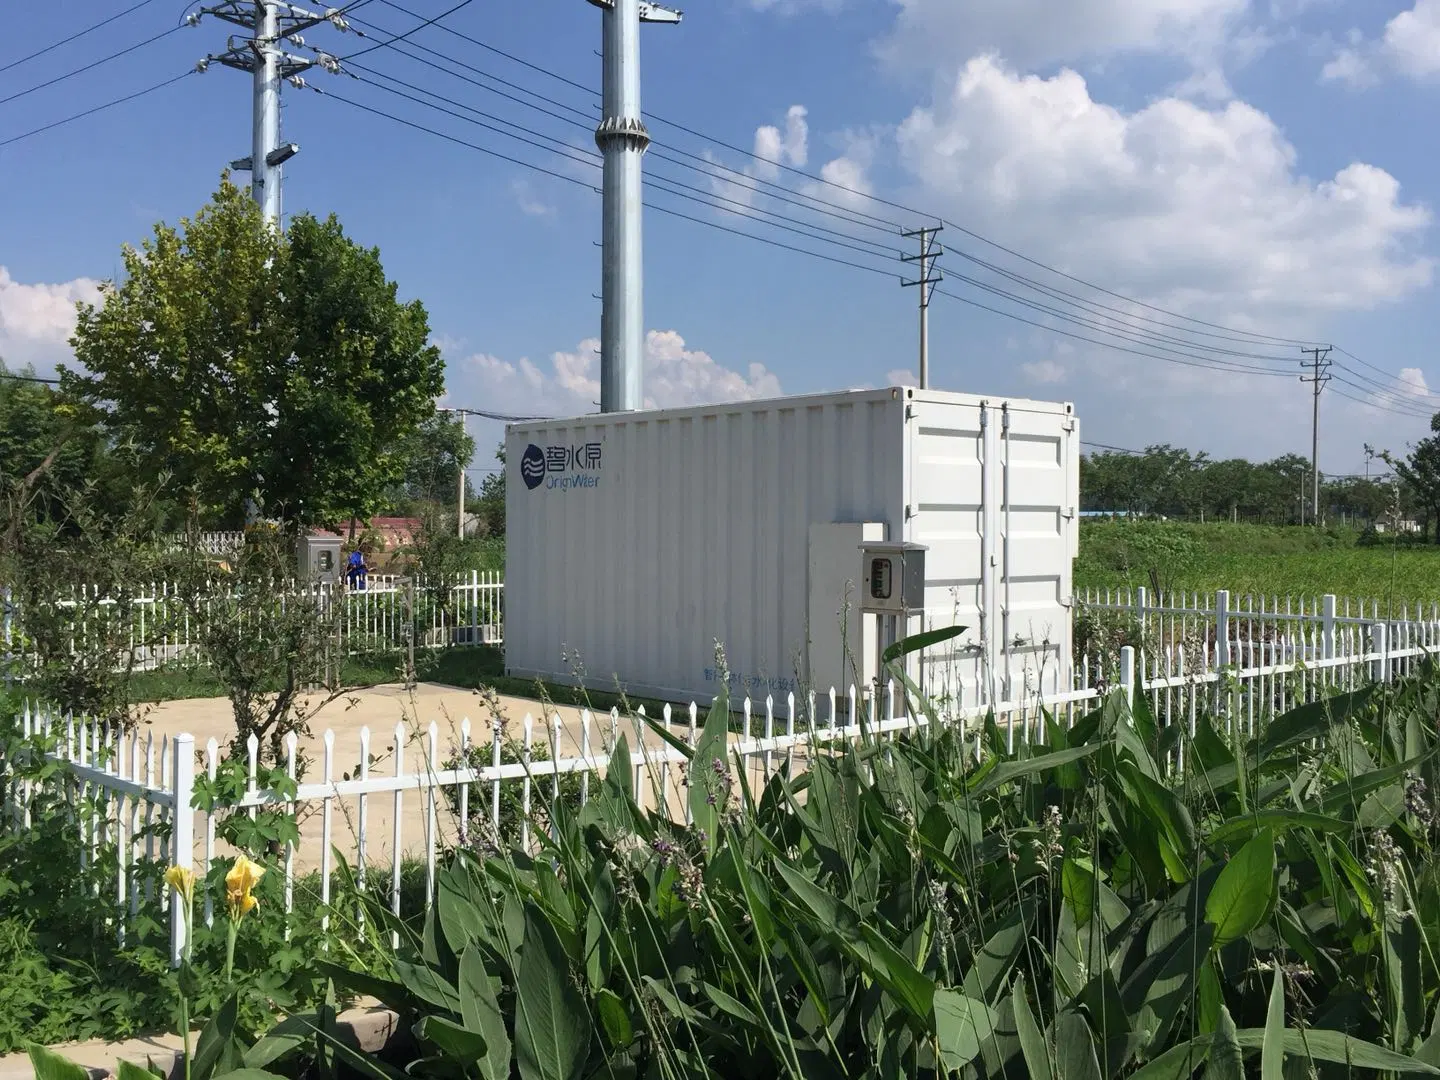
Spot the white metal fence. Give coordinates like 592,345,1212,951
10,594,1439,966
6,571,504,674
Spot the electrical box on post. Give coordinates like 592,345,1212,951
859,542,927,614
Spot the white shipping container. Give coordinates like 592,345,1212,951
504,387,1080,715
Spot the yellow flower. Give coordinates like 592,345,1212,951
224,855,265,921
225,854,265,896
164,865,196,905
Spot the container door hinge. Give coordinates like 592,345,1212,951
1063,506,1076,521
1061,594,1075,609
905,504,914,521
1063,417,1078,433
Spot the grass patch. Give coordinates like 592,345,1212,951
1078,518,1440,599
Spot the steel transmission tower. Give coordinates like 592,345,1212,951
189,2,351,225
586,0,681,413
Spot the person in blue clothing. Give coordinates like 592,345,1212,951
346,548,368,591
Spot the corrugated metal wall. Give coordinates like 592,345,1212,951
506,387,1077,713
506,390,906,704
903,391,1076,711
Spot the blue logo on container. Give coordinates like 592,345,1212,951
520,444,546,490
520,441,604,492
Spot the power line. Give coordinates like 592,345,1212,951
321,73,1408,389
0,71,192,149
0,373,61,385
341,0,478,61
323,74,907,272
349,1,1438,400
0,0,162,75
0,25,184,108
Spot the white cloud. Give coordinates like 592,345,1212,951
449,330,781,418
511,179,557,219
708,106,875,217
1022,359,1068,384
895,56,1433,323
0,265,102,372
753,106,809,178
746,0,843,13
1322,0,1440,85
876,0,1249,75
886,369,915,386
1398,366,1431,395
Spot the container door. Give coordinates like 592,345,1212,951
807,522,885,707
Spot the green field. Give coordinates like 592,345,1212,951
1076,519,1440,601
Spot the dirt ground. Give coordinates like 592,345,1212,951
139,681,785,879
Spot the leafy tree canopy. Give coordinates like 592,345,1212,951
65,175,446,528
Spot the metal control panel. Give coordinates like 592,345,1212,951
859,542,927,614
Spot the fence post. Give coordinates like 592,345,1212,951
1321,594,1336,662
470,569,478,644
1136,586,1148,644
1215,590,1231,670
1370,623,1389,685
1119,645,1135,706
170,733,195,968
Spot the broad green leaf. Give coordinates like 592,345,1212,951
415,1016,488,1064
1062,856,1099,927
1127,1041,1210,1080
773,858,935,1022
1205,828,1276,948
596,988,634,1049
459,947,511,1080
1011,974,1054,1080
1320,751,1437,814
1205,1004,1243,1080
703,982,765,1030
515,902,591,1080
24,1045,88,1080
1207,810,1349,847
436,860,490,957
1204,1029,1440,1074
243,1013,321,1070
961,901,1034,1003
193,992,240,1080
882,624,967,664
934,991,999,1071
1258,688,1373,756
969,743,1103,797
118,1063,160,1080
689,688,730,859
207,1071,289,1080
1260,969,1285,1080
394,958,461,1014
300,1022,407,1080
584,861,616,991
1055,1009,1103,1080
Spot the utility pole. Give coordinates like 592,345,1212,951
901,225,943,389
456,410,466,541
1300,346,1333,526
190,2,351,226
586,0,682,413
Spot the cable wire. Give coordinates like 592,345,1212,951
0,0,162,75
0,71,192,149
0,25,184,108
341,0,478,61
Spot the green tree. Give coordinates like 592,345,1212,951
384,410,476,516
474,443,505,538
66,175,445,529
1386,414,1440,543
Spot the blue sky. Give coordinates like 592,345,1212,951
2,0,1438,483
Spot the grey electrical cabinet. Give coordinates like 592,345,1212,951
298,532,343,585
859,542,928,615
